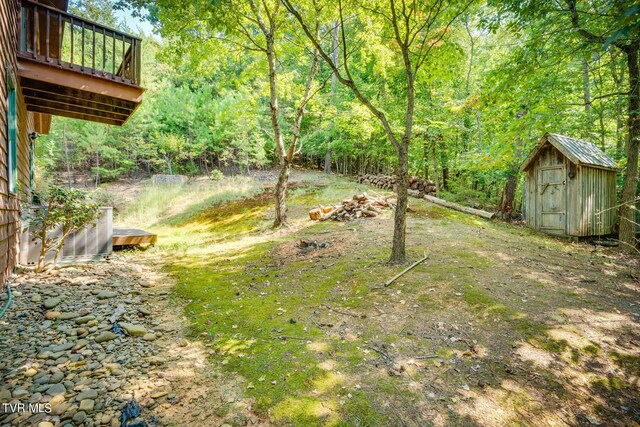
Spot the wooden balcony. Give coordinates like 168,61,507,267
17,0,144,126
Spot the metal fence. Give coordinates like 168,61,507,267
20,207,112,267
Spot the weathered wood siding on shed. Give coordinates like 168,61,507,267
570,165,617,236
1,0,35,286
524,144,567,234
524,142,616,237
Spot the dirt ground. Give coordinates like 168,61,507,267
108,171,639,426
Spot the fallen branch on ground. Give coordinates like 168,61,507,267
422,195,495,220
320,304,367,319
384,253,430,287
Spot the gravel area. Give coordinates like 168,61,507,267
0,256,260,427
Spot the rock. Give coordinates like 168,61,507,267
0,389,12,402
49,371,64,384
138,307,151,316
37,422,54,427
49,395,65,408
31,294,43,303
43,297,62,309
13,389,29,398
76,389,98,401
24,368,38,377
97,290,117,299
95,332,118,343
75,315,96,324
72,411,87,423
58,312,80,320
73,339,89,351
120,323,147,337
44,311,60,320
46,383,66,396
79,398,95,412
49,342,74,352
150,391,168,399
142,333,156,341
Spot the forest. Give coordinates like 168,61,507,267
38,0,639,253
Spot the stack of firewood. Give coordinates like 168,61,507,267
357,174,437,196
309,193,396,222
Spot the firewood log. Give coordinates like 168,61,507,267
309,208,322,220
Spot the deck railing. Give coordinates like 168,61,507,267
19,0,142,86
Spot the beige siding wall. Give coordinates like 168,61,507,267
0,0,35,287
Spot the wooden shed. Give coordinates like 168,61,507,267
520,133,617,237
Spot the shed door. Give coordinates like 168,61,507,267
538,165,566,234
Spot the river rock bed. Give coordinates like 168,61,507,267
0,257,256,427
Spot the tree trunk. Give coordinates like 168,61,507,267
390,145,408,264
95,150,100,187
582,58,591,111
324,22,339,174
265,28,288,227
619,45,640,252
422,138,429,180
500,176,517,216
165,154,172,175
442,166,449,191
431,137,440,197
274,160,290,227
611,51,625,156
62,125,72,188
500,109,526,219
35,227,48,273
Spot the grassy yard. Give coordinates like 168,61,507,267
113,171,640,426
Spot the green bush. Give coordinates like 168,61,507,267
209,170,224,181
179,160,200,176
90,167,122,183
29,186,100,271
440,188,493,209
91,189,124,212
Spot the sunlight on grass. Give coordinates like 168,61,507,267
116,176,262,228
114,171,635,426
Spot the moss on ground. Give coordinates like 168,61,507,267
116,171,639,426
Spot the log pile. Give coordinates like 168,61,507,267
308,193,396,222
357,174,437,196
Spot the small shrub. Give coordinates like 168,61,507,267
91,189,124,212
90,167,122,183
210,170,224,181
29,186,100,271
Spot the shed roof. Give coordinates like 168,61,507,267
520,133,617,171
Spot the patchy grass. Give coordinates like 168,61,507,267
116,170,640,426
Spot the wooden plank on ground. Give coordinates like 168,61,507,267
113,228,157,246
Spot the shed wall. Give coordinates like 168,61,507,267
572,166,617,236
524,142,617,237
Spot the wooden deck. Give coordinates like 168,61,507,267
112,228,157,247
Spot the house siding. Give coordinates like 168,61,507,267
1,0,35,288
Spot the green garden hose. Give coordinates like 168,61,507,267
0,285,12,319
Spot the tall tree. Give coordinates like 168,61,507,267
125,0,321,227
283,0,473,263
563,0,639,251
